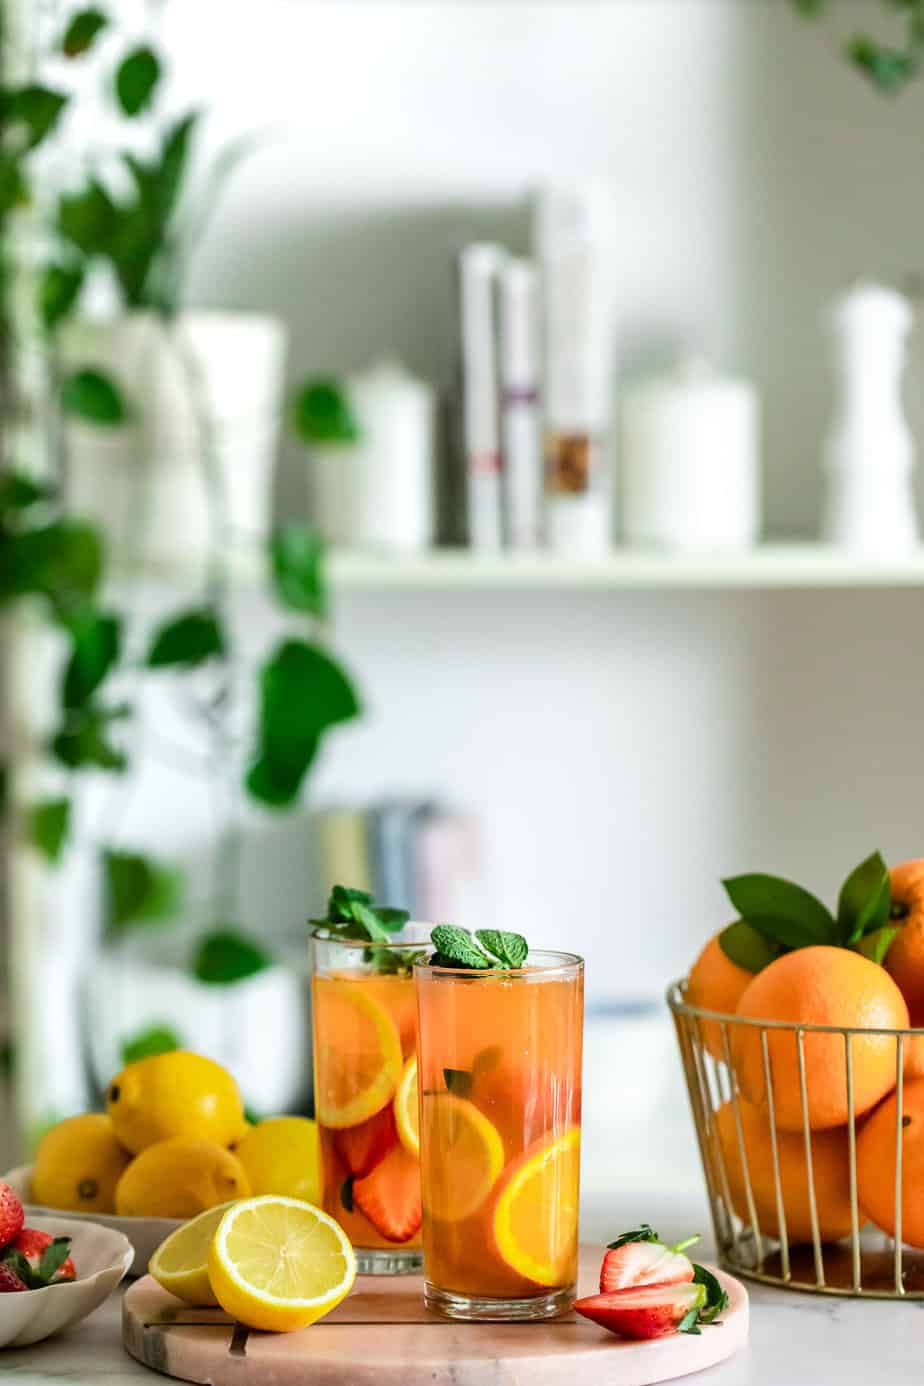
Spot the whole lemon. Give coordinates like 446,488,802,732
107,1051,246,1154
32,1113,131,1214
233,1117,321,1203
115,1138,251,1218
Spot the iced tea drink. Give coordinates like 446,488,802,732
311,930,425,1274
415,951,583,1319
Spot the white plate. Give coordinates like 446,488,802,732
0,1213,132,1348
3,1166,180,1277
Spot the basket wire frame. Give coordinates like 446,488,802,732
668,980,920,1298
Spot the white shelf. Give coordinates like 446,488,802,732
328,545,924,591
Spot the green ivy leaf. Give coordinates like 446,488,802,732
271,524,327,619
4,84,68,149
246,640,360,808
847,37,917,92
718,920,783,974
50,704,128,772
120,1023,182,1065
115,46,161,116
722,873,837,949
475,929,528,968
103,849,183,934
856,924,902,966
61,368,126,425
0,154,27,215
146,607,224,667
0,471,53,512
0,521,103,613
791,0,826,15
838,850,891,945
61,610,121,708
27,798,71,863
57,180,117,255
39,263,84,330
292,379,359,445
61,8,108,57
192,928,272,985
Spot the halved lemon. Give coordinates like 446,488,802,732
493,1126,581,1286
312,978,402,1130
208,1195,356,1332
394,1056,419,1156
149,1201,237,1306
420,1094,504,1222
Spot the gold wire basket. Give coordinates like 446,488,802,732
668,979,924,1298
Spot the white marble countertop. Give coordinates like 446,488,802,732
3,1192,922,1385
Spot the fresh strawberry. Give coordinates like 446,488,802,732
352,1143,421,1243
0,1262,27,1293
335,1104,399,1178
575,1283,707,1340
2,1229,76,1286
0,1181,24,1250
599,1225,697,1293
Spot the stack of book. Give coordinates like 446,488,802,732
314,802,482,923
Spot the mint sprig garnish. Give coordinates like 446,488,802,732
429,924,528,970
718,850,899,972
310,884,421,974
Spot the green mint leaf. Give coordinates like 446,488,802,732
718,920,782,974
271,524,327,620
606,1225,660,1250
376,907,411,933
430,925,493,969
193,929,272,985
475,929,528,969
677,1308,702,1335
722,874,836,947
692,1263,728,1323
38,1237,72,1284
443,1068,473,1097
363,945,426,977
293,379,359,445
351,900,392,943
121,1023,182,1065
28,797,71,864
855,924,902,966
838,851,891,945
115,45,161,116
147,608,224,668
61,9,108,57
340,1176,354,1212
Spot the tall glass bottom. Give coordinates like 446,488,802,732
358,1247,423,1276
424,1282,575,1321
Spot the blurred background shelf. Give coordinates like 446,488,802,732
131,545,924,593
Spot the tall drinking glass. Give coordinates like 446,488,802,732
415,950,584,1320
310,927,426,1274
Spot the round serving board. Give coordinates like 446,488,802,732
122,1246,747,1386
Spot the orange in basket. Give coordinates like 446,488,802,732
714,1099,855,1243
732,946,908,1131
857,1078,924,1248
685,933,753,1062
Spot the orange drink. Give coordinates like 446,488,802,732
311,929,426,1274
415,950,583,1319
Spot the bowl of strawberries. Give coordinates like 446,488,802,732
0,1179,133,1348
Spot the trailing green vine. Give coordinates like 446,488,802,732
792,0,924,93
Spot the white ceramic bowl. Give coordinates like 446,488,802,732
3,1167,180,1277
0,1214,132,1348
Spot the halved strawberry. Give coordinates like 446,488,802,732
600,1226,697,1293
4,1229,76,1285
0,1262,27,1293
352,1144,421,1243
575,1283,707,1340
0,1181,24,1251
335,1104,399,1177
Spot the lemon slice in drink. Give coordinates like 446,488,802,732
149,1202,237,1306
208,1196,356,1332
493,1126,581,1286
313,979,402,1130
394,1056,419,1156
421,1095,504,1221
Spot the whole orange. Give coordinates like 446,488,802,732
686,933,753,1062
857,1079,924,1247
732,946,907,1131
885,859,924,1025
714,1100,855,1243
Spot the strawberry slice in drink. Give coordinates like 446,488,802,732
575,1283,707,1340
352,1144,422,1243
334,1105,399,1178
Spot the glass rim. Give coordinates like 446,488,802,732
310,923,431,949
414,948,584,978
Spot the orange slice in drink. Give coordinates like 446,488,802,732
313,979,402,1130
421,1095,504,1222
493,1126,581,1286
394,1056,419,1156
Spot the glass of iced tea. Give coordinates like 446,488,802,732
310,926,427,1274
415,950,584,1319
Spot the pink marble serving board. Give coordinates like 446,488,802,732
122,1245,748,1386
